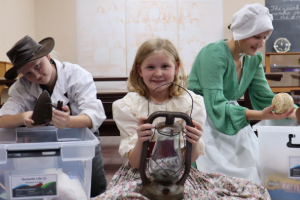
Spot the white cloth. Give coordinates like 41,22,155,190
45,172,87,200
0,59,106,133
196,101,261,185
230,3,273,41
112,91,207,159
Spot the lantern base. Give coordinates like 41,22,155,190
140,181,184,200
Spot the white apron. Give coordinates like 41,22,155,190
196,101,261,185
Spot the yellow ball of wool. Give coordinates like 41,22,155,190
272,93,294,114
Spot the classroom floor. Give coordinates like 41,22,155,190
100,136,126,184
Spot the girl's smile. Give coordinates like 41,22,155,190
137,51,179,101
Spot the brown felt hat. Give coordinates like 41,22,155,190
5,35,55,80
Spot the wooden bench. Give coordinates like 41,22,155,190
94,77,128,136
97,90,127,136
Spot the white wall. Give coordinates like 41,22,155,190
35,0,77,63
0,0,35,62
1,0,299,70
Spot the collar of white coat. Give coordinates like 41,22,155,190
53,59,68,95
50,59,69,106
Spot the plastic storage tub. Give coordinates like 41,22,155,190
0,126,99,200
253,119,300,200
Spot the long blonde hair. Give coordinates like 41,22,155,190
127,38,188,98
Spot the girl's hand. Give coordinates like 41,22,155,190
262,105,295,120
23,111,35,128
184,120,203,145
136,116,155,143
52,106,70,129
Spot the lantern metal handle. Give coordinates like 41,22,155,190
147,82,194,118
139,111,193,186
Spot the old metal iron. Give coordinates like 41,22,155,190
139,82,193,200
31,90,53,125
31,90,63,126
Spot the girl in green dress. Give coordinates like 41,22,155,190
188,3,296,185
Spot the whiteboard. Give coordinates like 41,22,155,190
77,0,223,89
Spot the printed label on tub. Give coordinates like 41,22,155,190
10,174,57,199
290,157,300,178
266,175,300,200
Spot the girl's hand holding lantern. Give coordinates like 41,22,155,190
136,116,155,143
184,120,203,145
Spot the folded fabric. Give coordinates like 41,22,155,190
45,172,87,200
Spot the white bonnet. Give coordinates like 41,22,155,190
230,3,273,41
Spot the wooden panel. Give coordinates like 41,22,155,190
0,63,6,77
5,63,13,72
0,62,13,97
93,77,127,82
0,85,4,104
265,54,271,85
271,87,300,93
266,52,300,55
0,61,13,77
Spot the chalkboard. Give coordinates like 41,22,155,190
266,0,300,53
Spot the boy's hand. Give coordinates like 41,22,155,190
136,116,155,143
23,111,35,128
184,120,203,145
52,106,70,129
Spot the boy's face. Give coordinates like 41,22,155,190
18,55,54,85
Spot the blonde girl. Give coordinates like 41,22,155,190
92,38,270,200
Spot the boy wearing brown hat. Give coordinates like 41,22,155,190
0,35,107,197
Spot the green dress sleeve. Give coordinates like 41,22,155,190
249,55,298,110
188,43,249,136
248,56,275,110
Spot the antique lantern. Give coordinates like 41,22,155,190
139,83,193,200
